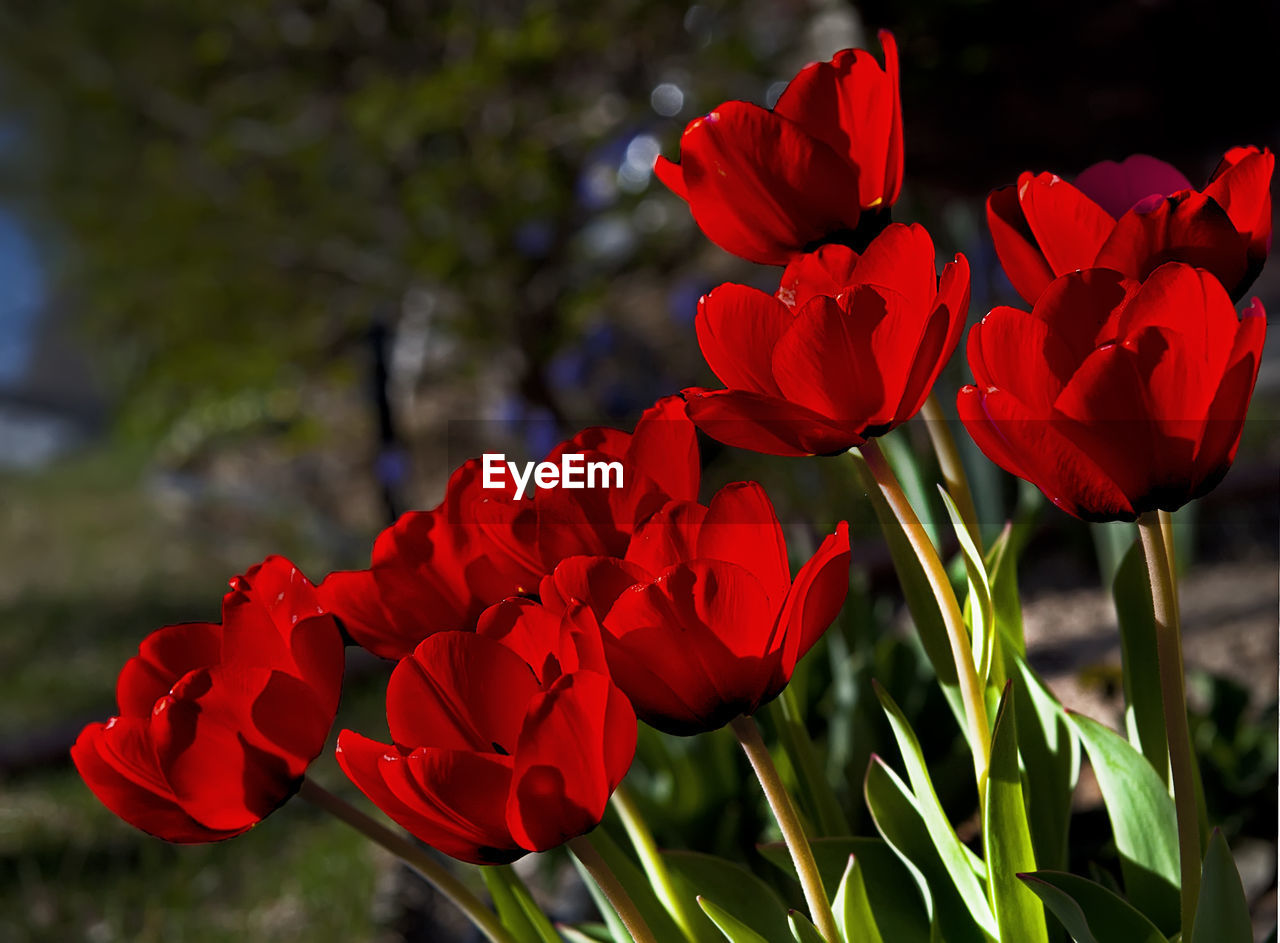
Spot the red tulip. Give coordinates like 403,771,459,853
319,396,700,660
683,223,970,456
655,32,901,264
540,482,851,735
336,599,636,864
957,263,1266,522
987,147,1273,304
71,557,344,843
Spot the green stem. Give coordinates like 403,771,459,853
1137,512,1201,934
730,715,840,943
921,392,984,555
610,786,699,942
568,833,659,943
297,778,517,943
859,439,992,796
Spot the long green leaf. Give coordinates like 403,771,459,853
1010,655,1079,873
1112,542,1170,783
758,837,929,943
1068,713,1180,934
663,850,791,943
984,522,1026,655
1189,830,1252,943
696,896,772,943
939,487,996,685
874,682,995,933
864,756,994,943
558,925,614,943
788,912,827,943
1019,871,1166,943
482,865,563,943
833,855,885,943
571,854,631,943
587,830,686,943
984,681,1049,943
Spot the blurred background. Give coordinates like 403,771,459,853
0,0,1276,940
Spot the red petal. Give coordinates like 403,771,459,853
1204,146,1274,267
670,102,863,264
476,597,608,685
844,223,938,314
1191,298,1266,494
696,482,791,610
967,305,1074,410
773,32,902,208
1030,267,1138,368
316,569,412,661
683,387,859,456
696,284,791,396
623,395,702,510
625,500,707,575
1073,154,1193,219
987,182,1056,305
115,622,221,719
506,671,636,851
653,154,688,200
772,524,851,684
72,719,240,843
777,244,861,308
1018,172,1115,276
388,632,539,755
895,254,971,421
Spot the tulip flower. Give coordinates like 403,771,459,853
336,599,636,864
987,146,1273,304
541,481,851,735
71,557,345,843
655,32,901,264
319,396,699,660
957,263,1266,521
683,223,970,456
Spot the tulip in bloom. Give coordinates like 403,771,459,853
987,146,1273,304
683,223,970,456
655,32,901,264
319,396,699,660
336,599,636,864
72,557,345,842
541,482,851,735
957,263,1266,521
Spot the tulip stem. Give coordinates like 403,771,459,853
858,439,992,796
1137,512,1201,934
921,392,984,554
297,778,518,943
568,833,659,943
611,786,700,941
730,715,841,943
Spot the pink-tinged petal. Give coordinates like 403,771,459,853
774,32,902,208
967,306,1075,409
115,622,221,719
843,223,938,315
1018,172,1116,276
1204,146,1274,266
895,255,971,421
540,556,650,621
696,284,792,396
777,244,861,308
683,387,860,456
1095,192,1249,290
669,102,864,265
72,719,242,844
506,671,636,851
1191,299,1266,494
987,182,1056,305
603,560,777,733
1073,154,1193,219
625,500,707,574
696,482,791,610
957,386,1135,522
336,732,521,865
772,524,851,684
388,633,539,755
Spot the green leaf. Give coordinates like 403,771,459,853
1112,542,1170,782
758,838,929,943
864,757,994,943
571,854,631,943
874,682,995,933
939,487,996,685
833,855,885,943
849,450,966,734
1019,871,1166,943
558,925,615,943
589,830,688,943
984,681,1050,943
788,911,827,943
663,850,791,943
482,865,563,943
696,896,772,943
1068,713,1180,934
880,428,941,548
984,522,1026,655
770,687,851,837
1010,655,1080,873
1189,830,1252,943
